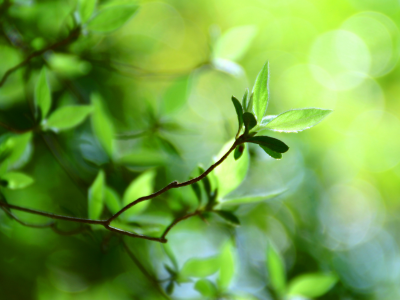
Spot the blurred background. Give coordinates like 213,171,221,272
1,0,400,299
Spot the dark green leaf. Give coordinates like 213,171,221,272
191,181,202,205
198,166,211,196
243,112,257,133
157,135,181,157
88,170,105,219
234,144,245,160
206,188,218,210
216,210,240,226
246,136,289,153
194,279,217,297
260,146,282,159
166,281,174,295
242,88,249,110
164,264,176,277
287,273,338,298
45,105,92,132
1,172,34,190
34,67,51,119
231,96,243,134
267,242,286,297
163,243,179,271
252,61,269,122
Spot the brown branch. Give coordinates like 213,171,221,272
161,210,201,240
1,206,54,228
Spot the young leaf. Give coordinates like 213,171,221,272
246,136,289,153
213,139,249,198
264,108,333,132
266,242,286,297
194,279,217,297
242,88,249,111
87,4,139,33
213,25,258,62
78,0,97,23
231,96,243,134
34,67,51,119
217,190,284,208
91,94,115,157
252,61,269,122
234,144,245,160
243,112,257,133
218,242,235,291
287,273,338,298
88,170,105,219
122,170,156,219
260,146,282,159
1,172,34,189
45,105,92,132
104,186,121,214
215,210,240,226
180,256,220,278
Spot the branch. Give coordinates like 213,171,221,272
161,210,201,240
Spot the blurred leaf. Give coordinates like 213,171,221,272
243,112,257,133
246,136,289,153
78,0,97,23
34,67,51,119
231,96,243,134
252,62,269,123
213,25,258,61
163,76,189,115
1,172,33,189
234,144,245,160
217,190,284,208
194,279,217,297
104,186,121,214
218,241,235,291
157,135,181,157
122,170,155,219
260,146,282,159
287,273,338,298
242,88,249,111
91,94,115,157
163,243,179,271
45,105,92,132
166,281,174,295
264,108,333,133
215,210,240,226
48,53,91,77
87,4,139,33
267,242,286,297
214,139,249,198
88,170,105,219
191,181,202,205
198,166,211,197
180,256,220,278
117,150,165,167
1,133,32,169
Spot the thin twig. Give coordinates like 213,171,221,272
1,206,54,228
161,211,201,240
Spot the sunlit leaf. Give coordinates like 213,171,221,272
215,210,240,226
287,273,338,298
266,242,286,297
234,144,245,160
91,94,115,157
87,4,139,33
122,170,156,219
88,170,105,219
194,279,217,297
218,241,235,291
213,25,258,61
45,105,92,132
246,136,289,153
78,0,97,23
1,172,34,189
2,132,32,169
104,186,121,214
252,61,269,122
264,108,333,133
34,67,51,119
163,76,189,115
231,96,243,134
180,256,220,278
242,88,249,111
213,139,249,198
217,190,284,208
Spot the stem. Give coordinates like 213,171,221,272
161,211,201,240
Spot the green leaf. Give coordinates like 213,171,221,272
213,139,249,198
1,172,34,189
266,242,286,297
260,146,282,159
234,144,245,160
231,96,244,134
198,166,211,197
163,243,179,271
87,4,139,33
217,190,284,208
213,25,258,61
215,210,240,226
252,61,269,122
218,241,235,291
78,0,97,23
287,273,338,298
163,76,189,115
194,279,217,297
1,132,32,169
88,170,105,219
166,281,174,295
243,112,257,133
91,94,115,157
242,88,249,111
122,170,156,219
45,105,92,132
246,136,289,153
264,108,333,133
34,67,51,119
180,256,220,278
104,186,121,214
191,181,202,205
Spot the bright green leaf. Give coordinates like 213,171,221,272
267,242,286,297
91,93,115,157
242,88,249,111
2,132,32,169
246,136,289,153
88,170,105,219
163,76,189,115
260,145,282,159
180,256,220,278
34,67,51,119
231,96,243,135
104,186,121,214
194,279,217,297
45,105,92,132
217,190,284,208
87,4,139,33
243,112,257,133
234,144,245,160
216,210,240,226
1,172,34,189
78,0,97,23
213,25,258,61
213,139,249,198
252,62,269,122
218,241,235,291
287,273,338,298
122,170,156,219
264,108,333,133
